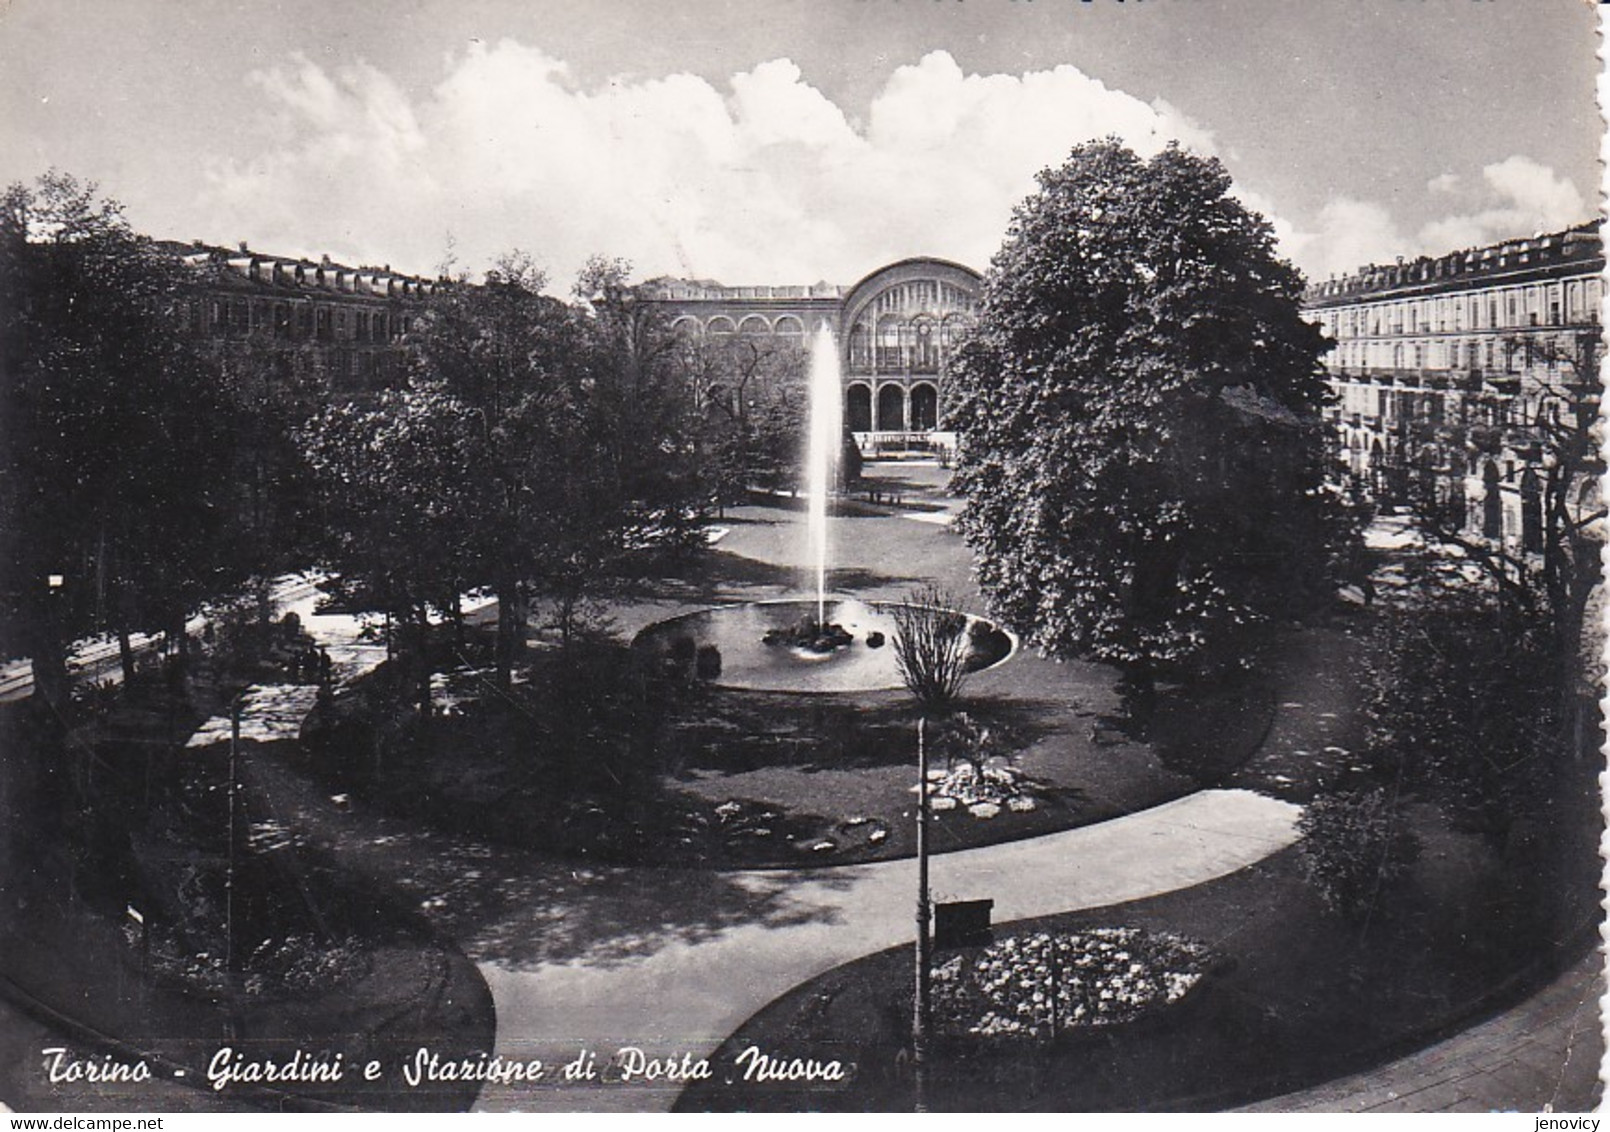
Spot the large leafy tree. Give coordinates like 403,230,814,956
671,330,810,504
300,383,482,717
0,172,236,711
949,140,1354,705
408,251,588,684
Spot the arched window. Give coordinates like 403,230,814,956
848,320,873,370
910,383,939,430
773,315,805,345
876,316,903,372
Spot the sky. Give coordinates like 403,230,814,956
0,0,1601,290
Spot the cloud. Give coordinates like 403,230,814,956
1281,197,1410,281
200,43,1216,287
1290,155,1587,281
1418,155,1586,251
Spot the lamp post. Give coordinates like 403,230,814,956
913,715,931,1112
44,572,66,718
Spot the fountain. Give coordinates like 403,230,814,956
633,326,1014,694
806,322,842,628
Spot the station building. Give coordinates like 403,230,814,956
636,256,982,448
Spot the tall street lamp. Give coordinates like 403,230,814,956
913,716,931,1112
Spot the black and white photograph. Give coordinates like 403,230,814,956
0,0,1603,1116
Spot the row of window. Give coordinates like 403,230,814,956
1333,380,1561,431
845,316,972,374
868,280,976,317
671,314,808,336
187,297,415,344
1328,332,1584,373
1315,276,1601,339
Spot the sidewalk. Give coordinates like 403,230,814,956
234,753,1303,1114
1238,947,1605,1114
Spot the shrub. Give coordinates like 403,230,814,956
890,586,970,710
1296,788,1420,921
695,644,723,680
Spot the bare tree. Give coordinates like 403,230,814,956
890,585,971,711
1383,326,1603,753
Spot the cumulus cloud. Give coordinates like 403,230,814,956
1419,155,1586,251
201,43,1216,287
1282,198,1410,281
1291,155,1588,281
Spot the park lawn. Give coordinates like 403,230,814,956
300,459,1374,870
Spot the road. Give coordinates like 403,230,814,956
0,575,325,704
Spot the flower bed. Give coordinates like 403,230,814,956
926,761,1039,818
931,927,1213,1039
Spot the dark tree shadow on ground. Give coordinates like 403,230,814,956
616,548,799,605
823,566,929,593
1144,677,1278,786
241,750,850,972
667,694,1067,776
615,548,929,609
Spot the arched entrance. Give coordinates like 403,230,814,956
845,383,872,433
876,384,906,431
910,382,938,430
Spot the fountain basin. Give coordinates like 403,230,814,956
633,598,1014,694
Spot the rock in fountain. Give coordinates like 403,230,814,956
762,616,855,653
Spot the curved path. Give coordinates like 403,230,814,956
469,787,1300,1112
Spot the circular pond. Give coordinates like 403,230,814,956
633,597,1015,694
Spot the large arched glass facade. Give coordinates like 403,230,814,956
637,256,982,439
838,258,981,433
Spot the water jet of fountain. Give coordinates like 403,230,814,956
806,323,843,628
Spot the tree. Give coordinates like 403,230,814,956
1381,328,1602,752
299,383,482,719
411,251,590,683
0,172,236,711
571,255,708,557
1352,585,1564,837
947,140,1355,710
670,328,809,503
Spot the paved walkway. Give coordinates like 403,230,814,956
1239,948,1605,1113
467,788,1301,1112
